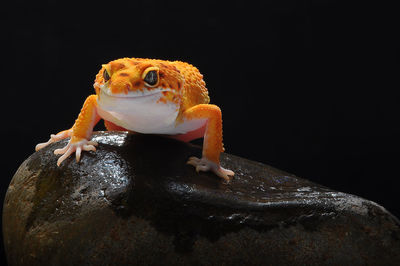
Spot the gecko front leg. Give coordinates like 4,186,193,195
36,94,101,166
183,104,235,181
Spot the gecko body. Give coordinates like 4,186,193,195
36,58,234,180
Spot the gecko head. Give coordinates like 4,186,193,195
93,58,183,105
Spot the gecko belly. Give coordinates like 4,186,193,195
97,89,206,134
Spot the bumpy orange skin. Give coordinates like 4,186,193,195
71,95,100,142
37,58,233,180
94,58,210,120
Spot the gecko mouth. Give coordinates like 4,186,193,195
99,84,173,98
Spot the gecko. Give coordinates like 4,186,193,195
35,58,235,181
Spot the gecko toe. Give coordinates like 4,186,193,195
187,156,235,181
54,145,70,155
53,139,97,166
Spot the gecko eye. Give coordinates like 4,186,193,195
142,67,160,87
144,70,158,87
103,69,111,82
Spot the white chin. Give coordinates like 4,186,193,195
97,89,180,134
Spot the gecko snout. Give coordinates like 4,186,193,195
108,77,144,95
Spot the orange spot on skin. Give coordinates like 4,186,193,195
137,63,152,72
158,97,166,104
110,62,126,72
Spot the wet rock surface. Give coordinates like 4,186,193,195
3,131,400,265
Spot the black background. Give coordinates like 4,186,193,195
2,0,398,264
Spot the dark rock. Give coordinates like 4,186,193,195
3,131,400,265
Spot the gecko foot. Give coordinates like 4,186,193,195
187,156,235,181
35,130,72,151
54,139,98,166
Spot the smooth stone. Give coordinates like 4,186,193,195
3,131,400,265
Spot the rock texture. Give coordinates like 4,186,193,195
3,132,400,265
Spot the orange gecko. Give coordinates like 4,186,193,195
36,58,234,180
